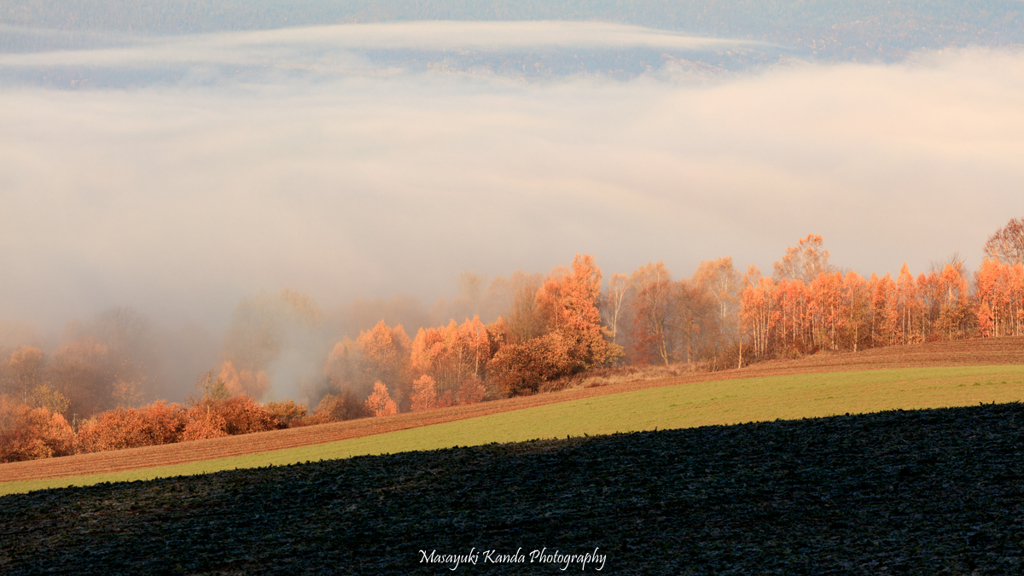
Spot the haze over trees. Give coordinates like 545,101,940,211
3,219,1024,462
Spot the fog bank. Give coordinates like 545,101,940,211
0,31,1020,351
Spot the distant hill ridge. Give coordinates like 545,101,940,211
3,0,1023,61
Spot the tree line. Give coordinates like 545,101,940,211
2,218,1022,463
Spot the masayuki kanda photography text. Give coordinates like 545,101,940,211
419,547,607,571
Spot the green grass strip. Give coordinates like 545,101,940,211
3,365,1023,495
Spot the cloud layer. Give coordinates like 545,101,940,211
1,25,1021,336
0,21,761,68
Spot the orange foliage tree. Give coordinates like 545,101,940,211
984,217,1024,265
535,254,611,369
3,347,70,415
868,272,895,346
410,317,491,405
324,321,411,409
691,258,743,368
410,374,439,412
365,381,398,417
839,271,870,352
487,254,611,396
975,258,1024,337
627,261,676,365
773,234,835,284
217,360,270,399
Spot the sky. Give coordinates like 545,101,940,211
1,21,1022,341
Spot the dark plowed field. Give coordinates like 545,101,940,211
2,403,1023,574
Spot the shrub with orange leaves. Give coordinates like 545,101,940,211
180,408,229,442
211,395,282,435
487,331,573,397
0,395,76,462
265,399,309,427
77,401,188,453
307,390,370,424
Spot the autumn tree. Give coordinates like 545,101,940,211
90,306,154,406
357,321,412,407
189,369,232,411
777,278,812,355
839,271,870,352
894,263,921,345
180,371,280,437
3,347,70,415
622,262,712,367
217,360,270,399
48,339,115,421
324,320,411,409
484,271,545,332
810,271,846,351
365,381,398,417
692,258,743,367
485,257,609,395
976,301,994,337
5,346,45,404
503,283,546,344
323,340,362,396
627,261,675,365
445,271,488,323
740,276,778,359
984,217,1024,265
868,273,895,346
602,272,629,350
773,234,835,284
933,262,973,340
534,254,611,370
180,411,229,442
410,374,439,412
974,258,1024,337
53,307,158,409
410,316,491,405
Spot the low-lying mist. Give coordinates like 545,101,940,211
1,22,1021,401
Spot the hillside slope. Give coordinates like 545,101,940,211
2,336,1022,485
